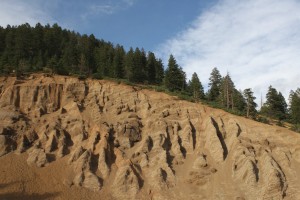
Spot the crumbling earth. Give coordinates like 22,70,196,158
0,74,300,200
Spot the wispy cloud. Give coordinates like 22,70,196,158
83,0,137,19
156,0,300,102
122,0,136,7
89,5,118,15
0,0,138,28
0,0,54,27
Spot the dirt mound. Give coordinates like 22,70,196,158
0,74,300,199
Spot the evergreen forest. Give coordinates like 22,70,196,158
0,23,299,132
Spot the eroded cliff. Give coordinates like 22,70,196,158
0,74,300,200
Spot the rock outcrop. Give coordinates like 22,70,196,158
0,74,300,200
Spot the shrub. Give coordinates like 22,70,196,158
291,124,300,133
256,116,270,124
92,73,103,80
78,74,87,80
276,120,284,127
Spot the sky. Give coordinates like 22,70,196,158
0,0,300,104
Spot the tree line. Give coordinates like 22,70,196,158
0,23,164,84
0,23,299,131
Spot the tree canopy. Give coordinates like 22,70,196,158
261,86,288,120
0,23,298,130
189,72,205,101
289,88,300,124
207,67,222,101
164,55,186,92
243,88,257,118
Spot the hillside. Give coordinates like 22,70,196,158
0,74,300,200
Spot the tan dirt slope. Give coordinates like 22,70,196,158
0,74,300,200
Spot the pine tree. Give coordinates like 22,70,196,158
47,55,60,74
61,33,78,73
95,43,114,77
14,23,33,72
31,23,45,71
155,58,164,85
146,52,156,84
289,88,300,124
219,73,235,109
2,26,17,73
132,48,147,82
243,88,257,118
0,26,4,55
190,72,204,100
233,89,246,113
77,34,97,75
145,52,164,85
125,47,135,81
164,55,186,91
207,67,222,101
261,86,287,120
43,23,63,63
113,45,125,78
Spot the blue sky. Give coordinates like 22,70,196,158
0,0,215,50
1,0,300,103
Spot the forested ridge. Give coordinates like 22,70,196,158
0,23,299,131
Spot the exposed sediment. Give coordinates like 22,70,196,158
0,74,300,200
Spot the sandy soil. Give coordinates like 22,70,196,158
0,74,299,199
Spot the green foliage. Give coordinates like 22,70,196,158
124,47,135,81
112,45,125,78
219,73,235,108
289,88,300,124
152,85,167,93
207,67,222,101
233,89,246,114
189,72,205,101
291,123,300,133
213,72,246,114
256,116,270,124
176,91,194,102
42,67,53,74
261,86,287,120
78,74,87,80
276,120,284,127
164,55,186,92
155,59,164,84
92,73,103,80
0,23,163,86
243,88,257,118
1,23,299,131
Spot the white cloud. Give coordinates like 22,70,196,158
156,0,300,103
0,0,54,27
122,0,137,7
83,0,137,18
89,5,118,15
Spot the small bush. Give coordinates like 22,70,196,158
256,116,270,124
154,86,166,93
177,92,193,102
57,67,69,76
43,67,53,74
291,124,300,133
78,74,87,80
276,120,284,127
92,73,103,80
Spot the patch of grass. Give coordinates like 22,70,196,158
276,120,284,127
91,73,103,80
78,74,87,80
256,116,270,124
291,124,300,133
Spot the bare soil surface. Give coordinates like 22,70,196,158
0,74,300,200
